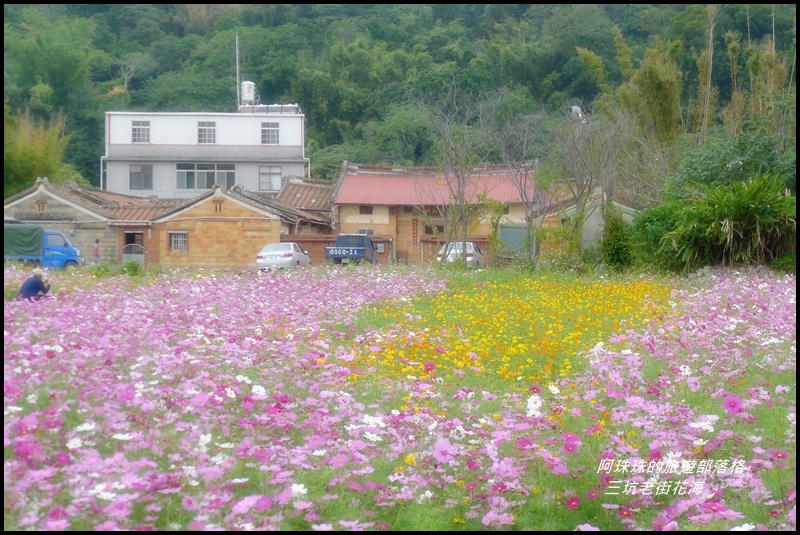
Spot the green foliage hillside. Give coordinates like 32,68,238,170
4,4,795,185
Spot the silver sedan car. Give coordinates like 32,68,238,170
437,241,485,268
256,242,311,270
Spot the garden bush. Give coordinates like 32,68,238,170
629,202,685,273
662,172,796,271
599,203,633,271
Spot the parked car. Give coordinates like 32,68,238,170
256,242,310,269
437,241,485,268
324,234,379,265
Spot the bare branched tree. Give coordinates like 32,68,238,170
608,108,673,209
117,52,156,91
415,79,503,264
543,106,627,257
499,111,555,259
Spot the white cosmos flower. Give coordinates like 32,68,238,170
364,432,383,442
291,483,308,496
66,438,83,450
417,490,434,504
549,384,560,395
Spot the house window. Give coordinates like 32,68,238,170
258,166,282,191
198,122,216,144
176,163,235,190
132,121,150,143
36,201,47,212
215,163,235,188
170,232,188,252
261,122,279,144
130,164,153,190
359,206,373,215
424,225,445,235
357,228,375,235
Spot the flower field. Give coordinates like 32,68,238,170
3,264,796,531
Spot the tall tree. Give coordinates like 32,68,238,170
498,111,555,259
4,105,86,198
416,79,503,264
541,106,628,258
691,4,719,141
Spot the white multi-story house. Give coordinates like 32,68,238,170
101,84,310,199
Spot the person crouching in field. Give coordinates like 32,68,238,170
17,268,51,301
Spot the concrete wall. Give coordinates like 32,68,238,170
104,111,307,198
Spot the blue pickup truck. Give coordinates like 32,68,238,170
325,234,379,265
4,223,85,269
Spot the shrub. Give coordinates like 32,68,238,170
629,202,685,273
599,203,633,271
771,253,796,275
120,260,144,277
662,172,796,271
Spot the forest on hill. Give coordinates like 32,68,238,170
3,4,796,201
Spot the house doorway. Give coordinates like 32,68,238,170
122,232,145,267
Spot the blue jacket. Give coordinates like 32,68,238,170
18,276,50,300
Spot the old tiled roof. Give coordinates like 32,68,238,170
6,178,330,226
232,186,332,226
59,184,184,221
275,177,334,213
333,164,540,205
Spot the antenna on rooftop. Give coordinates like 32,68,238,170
235,34,241,108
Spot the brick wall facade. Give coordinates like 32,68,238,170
153,199,281,269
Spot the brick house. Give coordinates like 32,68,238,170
150,184,331,268
4,178,332,269
328,162,566,264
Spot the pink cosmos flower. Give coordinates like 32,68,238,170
700,500,727,513
433,439,456,463
770,450,789,461
561,441,580,454
181,496,195,511
722,395,742,414
326,454,349,467
566,496,580,510
492,482,508,493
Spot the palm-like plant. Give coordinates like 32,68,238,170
662,172,796,270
